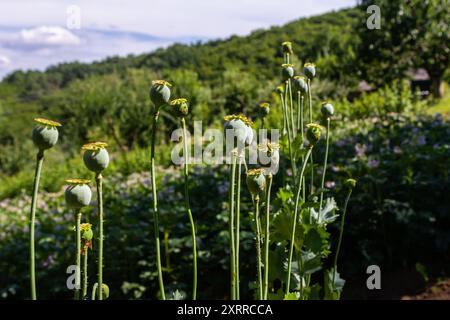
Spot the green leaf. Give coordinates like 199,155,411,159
324,268,345,300
310,197,339,226
284,292,300,300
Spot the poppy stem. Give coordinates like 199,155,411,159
82,247,88,299
181,118,197,300
254,196,263,300
263,174,273,300
286,147,312,293
150,111,166,300
235,154,243,300
333,188,353,289
75,210,82,300
229,152,237,300
95,173,104,300
319,118,331,211
29,150,44,300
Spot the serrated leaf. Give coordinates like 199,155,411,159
310,197,339,226
324,268,345,300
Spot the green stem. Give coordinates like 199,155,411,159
82,248,88,299
181,118,197,300
307,78,314,195
229,152,237,300
333,189,353,287
281,89,296,180
254,197,263,300
235,155,242,300
319,118,331,211
286,147,312,293
150,111,165,300
75,210,82,300
298,92,304,142
263,174,273,300
91,283,98,300
29,150,43,300
96,173,104,300
288,79,296,136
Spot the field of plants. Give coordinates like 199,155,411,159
0,1,449,301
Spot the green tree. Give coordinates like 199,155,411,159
358,0,450,98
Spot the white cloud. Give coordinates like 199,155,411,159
0,55,11,68
16,26,81,48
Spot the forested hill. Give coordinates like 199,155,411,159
2,8,361,100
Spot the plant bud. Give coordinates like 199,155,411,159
321,101,334,118
82,142,109,173
306,123,322,146
281,64,295,82
65,179,92,209
303,63,316,79
258,102,270,118
246,168,266,196
276,85,285,95
80,223,93,241
344,179,357,189
32,118,61,151
282,41,293,55
149,80,171,109
169,98,189,118
224,114,253,147
293,76,308,94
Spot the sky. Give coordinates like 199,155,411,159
0,0,356,78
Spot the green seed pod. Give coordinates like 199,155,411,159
304,63,316,79
258,102,270,118
246,168,266,196
169,98,189,118
149,80,171,109
276,85,285,95
258,142,280,175
94,283,110,299
321,101,334,118
281,64,295,81
282,41,293,55
293,76,308,94
65,179,92,209
82,142,109,173
32,118,61,151
224,114,253,147
344,178,357,189
80,223,93,241
306,123,322,146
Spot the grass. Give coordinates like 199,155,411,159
427,85,450,115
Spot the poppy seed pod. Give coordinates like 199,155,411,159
344,178,357,189
80,223,93,241
304,63,316,79
321,102,334,118
65,179,92,209
306,123,322,146
258,102,270,118
258,142,280,174
282,41,293,55
149,80,171,109
170,98,189,118
293,76,308,94
276,85,285,95
32,118,61,151
246,168,266,196
281,64,295,81
224,114,253,147
82,142,109,173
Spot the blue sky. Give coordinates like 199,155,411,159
0,0,355,78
